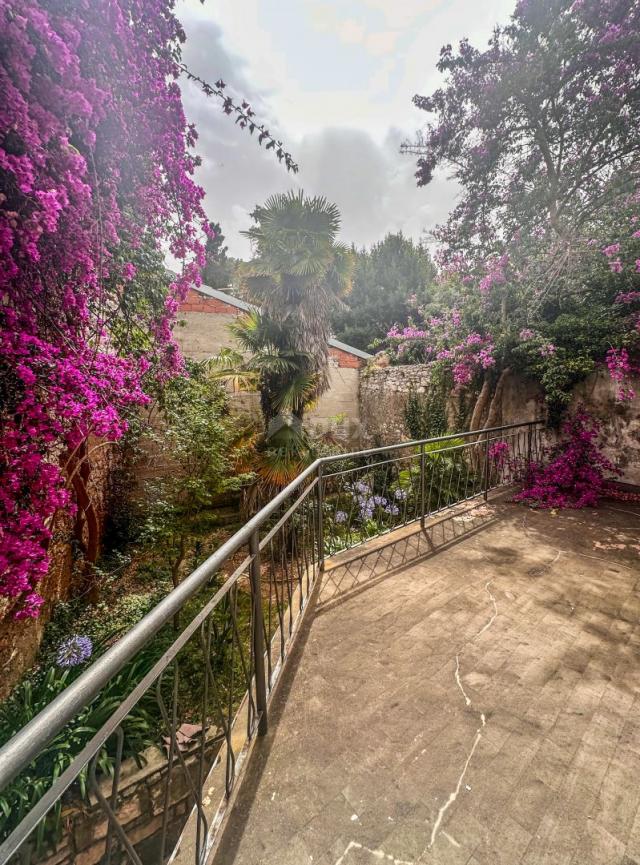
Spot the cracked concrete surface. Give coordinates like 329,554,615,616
211,499,640,865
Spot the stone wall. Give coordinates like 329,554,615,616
496,368,640,484
359,364,432,445
571,369,640,484
358,362,640,484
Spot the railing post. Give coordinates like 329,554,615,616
420,443,426,529
317,464,325,572
249,530,268,736
483,430,491,501
526,423,533,473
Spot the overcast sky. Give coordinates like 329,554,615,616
177,0,516,259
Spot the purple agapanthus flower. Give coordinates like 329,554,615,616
394,489,408,501
335,510,348,524
56,635,93,668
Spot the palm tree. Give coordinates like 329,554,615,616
212,192,352,498
211,311,318,490
226,310,318,428
240,190,353,403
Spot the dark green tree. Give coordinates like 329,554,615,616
202,222,235,289
331,233,436,350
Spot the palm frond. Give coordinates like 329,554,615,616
272,371,319,412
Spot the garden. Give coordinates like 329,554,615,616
1,0,640,862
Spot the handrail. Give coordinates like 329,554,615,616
319,419,541,464
0,418,544,863
0,419,542,791
0,463,319,794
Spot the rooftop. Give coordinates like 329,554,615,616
191,282,373,360
211,497,640,865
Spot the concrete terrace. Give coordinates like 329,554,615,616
212,497,640,865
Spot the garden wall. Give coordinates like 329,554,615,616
359,364,433,445
0,441,118,697
359,364,640,484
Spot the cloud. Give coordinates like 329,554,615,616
294,127,455,251
365,30,399,56
178,19,296,256
178,17,439,258
337,18,366,44
175,0,511,260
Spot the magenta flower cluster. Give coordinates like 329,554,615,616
606,348,639,401
1,1,208,617
386,309,495,389
513,410,619,510
488,440,510,469
478,254,509,295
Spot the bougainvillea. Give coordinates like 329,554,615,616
389,0,640,421
606,347,640,400
513,410,619,509
0,0,210,617
403,0,640,258
386,310,495,390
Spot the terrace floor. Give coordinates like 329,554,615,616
211,496,640,865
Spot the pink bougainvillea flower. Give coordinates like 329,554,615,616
0,0,208,617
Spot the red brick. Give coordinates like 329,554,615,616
179,289,242,315
329,346,362,369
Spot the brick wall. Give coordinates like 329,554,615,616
179,288,243,315
328,345,361,369
174,291,366,439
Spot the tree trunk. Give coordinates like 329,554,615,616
485,368,511,431
470,374,492,432
67,439,101,604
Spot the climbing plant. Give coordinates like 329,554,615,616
0,0,296,618
385,0,640,426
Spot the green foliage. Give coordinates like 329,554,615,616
224,310,318,429
109,236,174,362
332,233,436,350
142,360,253,584
511,304,626,422
38,590,166,669
201,221,238,289
403,371,449,440
157,359,249,503
404,391,429,440
325,439,474,554
0,573,253,850
0,653,160,848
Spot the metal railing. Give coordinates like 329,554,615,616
0,419,543,865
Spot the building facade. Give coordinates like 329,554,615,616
176,283,371,440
